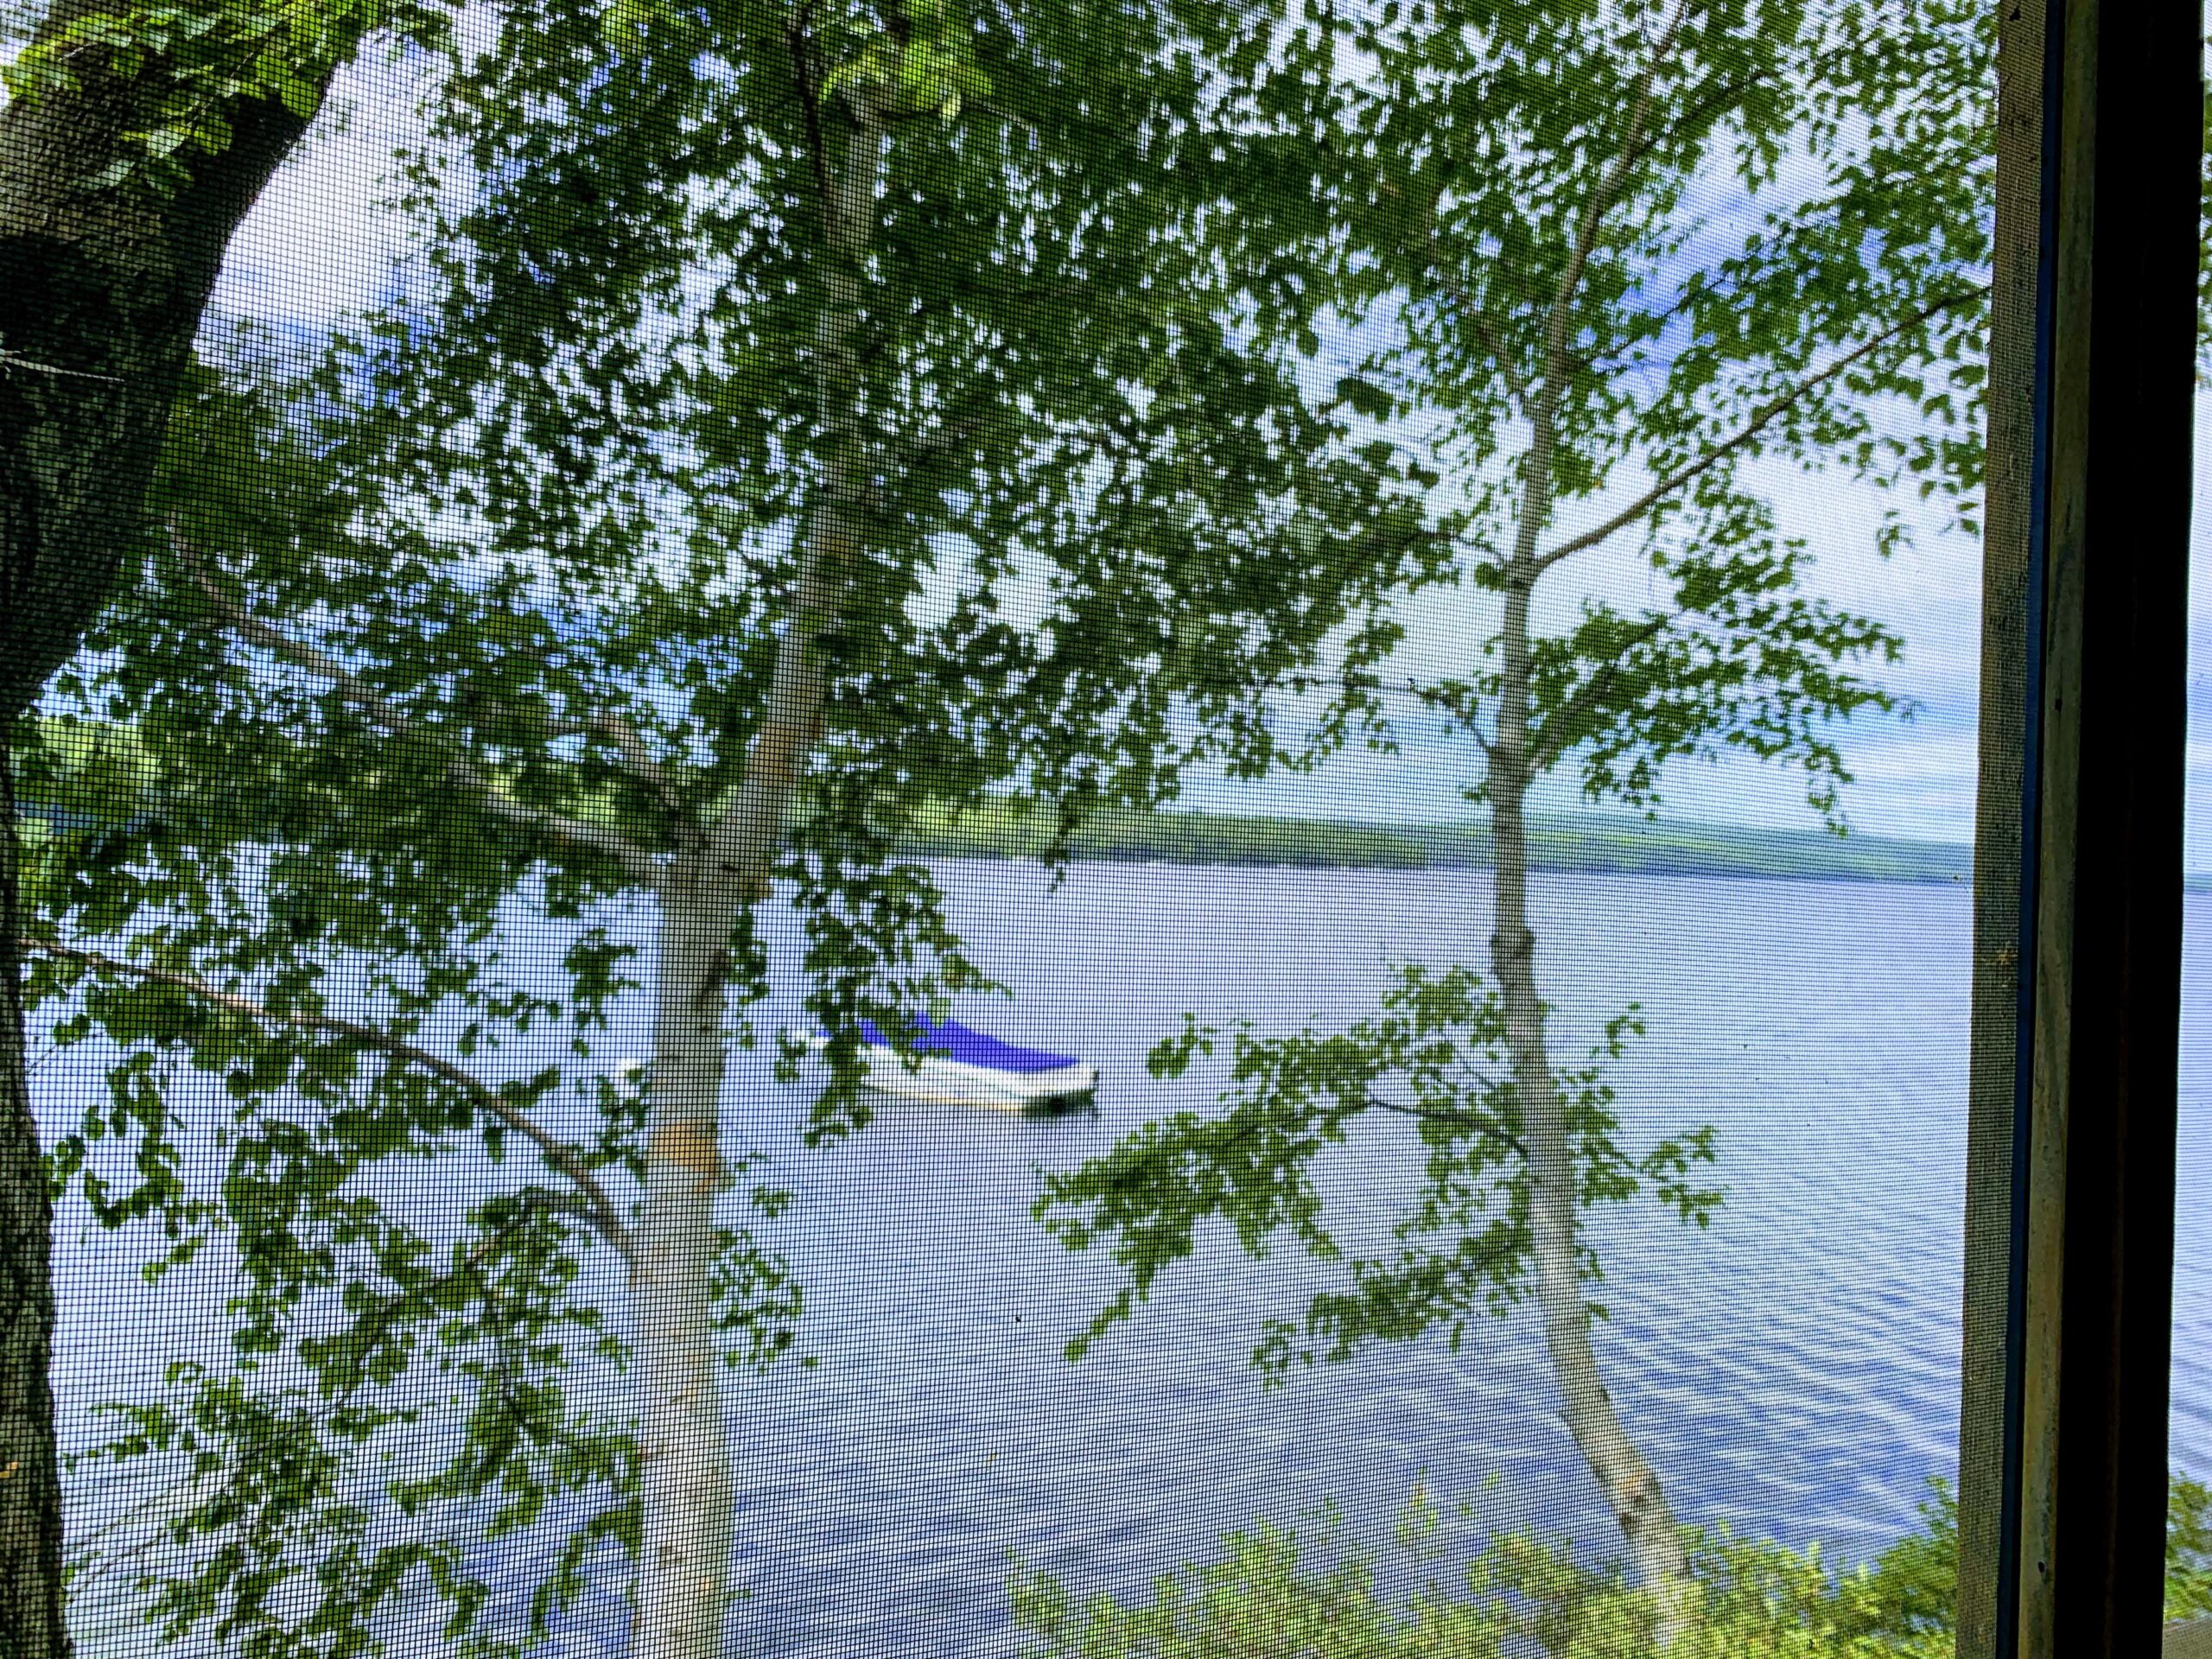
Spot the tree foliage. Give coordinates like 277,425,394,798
14,0,2021,1648
1013,1471,2212,1659
1012,1482,1961,1659
22,0,1442,1645
1039,967,1719,1370
1035,0,1992,1612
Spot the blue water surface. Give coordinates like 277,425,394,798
45,862,2212,1656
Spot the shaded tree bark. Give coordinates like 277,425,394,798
0,1,315,719
0,9,325,1653
0,733,66,1659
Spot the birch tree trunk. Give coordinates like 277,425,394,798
0,14,321,1654
1491,401,1694,1638
627,92,884,1659
631,859,747,1659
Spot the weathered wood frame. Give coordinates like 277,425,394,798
1958,0,2201,1654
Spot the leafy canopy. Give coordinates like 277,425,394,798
1035,0,1991,1386
1039,968,1719,1371
26,0,1443,1649
1312,0,1991,815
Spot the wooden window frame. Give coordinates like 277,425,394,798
1958,1,2201,1654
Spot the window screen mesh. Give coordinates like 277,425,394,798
2,1,2009,1655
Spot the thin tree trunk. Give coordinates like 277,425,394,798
1492,391,1694,1637
1491,600,1694,1637
631,856,746,1659
627,92,883,1659
0,16,322,1657
0,734,67,1658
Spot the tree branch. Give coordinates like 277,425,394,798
1504,0,1694,589
24,936,636,1262
1529,283,1989,576
1360,175,1532,412
1589,150,1986,367
1541,0,1694,403
1529,614,1675,772
0,346,123,383
1619,17,1984,182
329,1188,589,1411
1412,202,1532,411
701,92,886,891
169,526,659,880
786,2,835,219
1617,54,1780,180
899,382,1003,464
1411,677,1495,754
585,709,687,819
1465,309,1531,412
1363,1094,1527,1158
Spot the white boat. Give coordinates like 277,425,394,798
810,1019,1099,1115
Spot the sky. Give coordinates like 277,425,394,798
197,38,2212,871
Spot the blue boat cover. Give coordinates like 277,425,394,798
856,1018,1078,1075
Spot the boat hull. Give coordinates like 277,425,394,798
802,1033,1097,1115
802,1022,1101,1115
856,1048,1098,1115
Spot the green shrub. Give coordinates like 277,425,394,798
2169,1473,2212,1625
1010,1472,2212,1659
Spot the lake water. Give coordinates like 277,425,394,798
45,861,2212,1656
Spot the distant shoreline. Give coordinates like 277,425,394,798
912,806,2212,893
901,805,1997,887
27,780,2208,893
